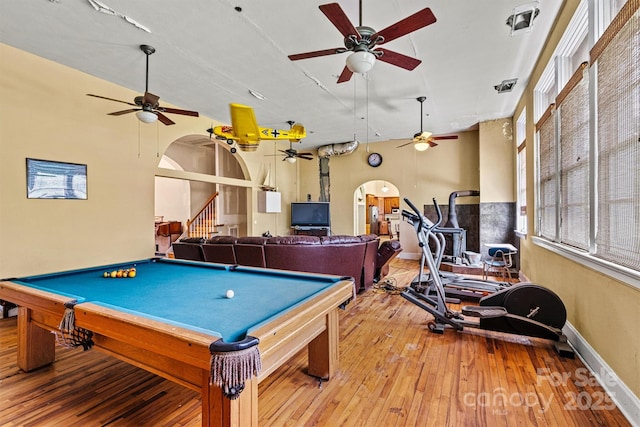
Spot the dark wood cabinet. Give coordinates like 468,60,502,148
383,197,400,213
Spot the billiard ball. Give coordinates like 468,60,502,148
225,289,235,299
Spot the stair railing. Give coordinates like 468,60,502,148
185,192,223,238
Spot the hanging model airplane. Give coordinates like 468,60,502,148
212,104,306,152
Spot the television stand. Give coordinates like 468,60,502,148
292,226,330,236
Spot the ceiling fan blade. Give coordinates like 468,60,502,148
108,109,139,116
375,48,421,71
297,155,314,160
87,94,137,107
288,48,344,61
373,7,437,45
161,107,199,117
396,140,414,148
337,66,353,83
431,135,459,140
428,141,439,147
156,112,175,126
319,3,360,39
142,91,160,106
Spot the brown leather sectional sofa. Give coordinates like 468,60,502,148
172,234,402,293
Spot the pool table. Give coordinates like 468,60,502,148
0,258,354,426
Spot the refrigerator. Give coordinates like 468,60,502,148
369,206,379,235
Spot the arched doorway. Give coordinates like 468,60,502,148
354,180,400,239
154,135,250,254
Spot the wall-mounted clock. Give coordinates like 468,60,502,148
367,152,383,167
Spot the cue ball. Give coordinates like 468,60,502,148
225,289,235,299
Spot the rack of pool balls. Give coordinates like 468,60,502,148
103,267,136,278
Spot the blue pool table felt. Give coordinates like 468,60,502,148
16,259,342,342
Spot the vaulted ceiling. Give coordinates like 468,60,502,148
0,0,560,150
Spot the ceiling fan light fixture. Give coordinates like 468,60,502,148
346,51,376,74
285,156,297,163
414,141,430,151
136,110,158,123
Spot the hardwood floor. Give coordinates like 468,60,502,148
0,259,631,426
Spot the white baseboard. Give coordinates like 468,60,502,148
399,252,421,260
564,321,640,426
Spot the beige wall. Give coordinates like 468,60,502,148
513,0,640,399
0,43,296,276
299,131,487,257
479,119,515,203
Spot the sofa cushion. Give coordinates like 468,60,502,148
180,237,205,244
206,235,237,245
235,236,268,268
267,236,321,245
320,235,362,244
359,234,379,243
236,236,269,245
172,241,205,262
202,239,237,264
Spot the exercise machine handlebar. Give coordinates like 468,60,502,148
402,197,442,235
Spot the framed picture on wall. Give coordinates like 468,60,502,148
26,158,87,200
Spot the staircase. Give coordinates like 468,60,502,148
186,192,223,238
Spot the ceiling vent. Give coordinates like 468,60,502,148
506,2,540,35
494,78,518,93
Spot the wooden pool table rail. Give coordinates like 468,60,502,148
0,276,354,427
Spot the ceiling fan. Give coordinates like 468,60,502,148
279,143,314,163
87,45,199,125
288,1,437,83
396,97,458,151
265,122,314,163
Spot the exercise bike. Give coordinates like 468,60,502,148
400,197,574,358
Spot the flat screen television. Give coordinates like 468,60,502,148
291,202,330,227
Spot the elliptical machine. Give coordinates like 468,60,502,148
410,192,512,301
401,197,574,358
410,222,511,301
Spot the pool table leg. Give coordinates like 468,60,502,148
17,307,56,372
202,374,258,427
307,309,339,380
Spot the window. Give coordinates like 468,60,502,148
516,109,528,235
533,0,640,274
557,62,590,250
592,1,640,269
536,104,557,240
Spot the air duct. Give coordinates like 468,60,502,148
317,140,359,158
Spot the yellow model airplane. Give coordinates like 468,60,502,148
212,103,306,152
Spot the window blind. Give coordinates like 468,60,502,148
592,1,640,269
557,62,590,250
536,104,557,240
